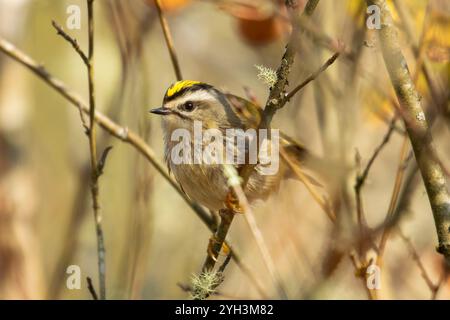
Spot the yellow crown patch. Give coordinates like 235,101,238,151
166,80,201,98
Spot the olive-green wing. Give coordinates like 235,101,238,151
225,93,263,130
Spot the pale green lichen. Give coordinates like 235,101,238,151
255,64,277,87
190,270,223,300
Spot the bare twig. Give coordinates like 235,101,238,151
51,20,89,133
398,229,443,299
218,252,232,273
154,0,183,81
83,0,107,300
0,36,268,298
51,20,89,66
177,281,251,300
229,169,288,299
153,0,264,294
376,135,409,261
354,116,397,231
367,0,450,263
86,277,99,300
281,148,336,222
297,14,356,62
53,0,106,299
0,38,211,230
284,52,340,103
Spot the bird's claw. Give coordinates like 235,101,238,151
207,236,230,262
207,236,219,262
225,192,243,213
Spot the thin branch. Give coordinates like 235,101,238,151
230,173,288,299
240,0,323,184
201,167,287,299
198,0,323,300
376,135,409,265
86,277,99,300
284,52,340,103
367,0,450,263
349,251,377,300
398,229,443,299
354,116,398,232
84,0,106,300
51,20,89,66
154,0,182,81
297,13,356,62
374,32,422,264
177,281,251,300
218,252,232,274
355,117,397,193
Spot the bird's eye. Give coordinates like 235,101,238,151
182,101,195,112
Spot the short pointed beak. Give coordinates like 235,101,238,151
149,107,171,115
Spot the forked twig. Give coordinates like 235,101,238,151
398,229,443,299
284,52,340,103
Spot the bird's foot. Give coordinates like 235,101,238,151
207,235,230,262
225,191,243,213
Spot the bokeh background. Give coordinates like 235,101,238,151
0,0,449,299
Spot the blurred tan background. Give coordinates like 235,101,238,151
0,0,449,299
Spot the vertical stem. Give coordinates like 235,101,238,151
154,0,183,81
367,0,450,262
87,0,106,300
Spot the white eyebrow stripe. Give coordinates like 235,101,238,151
165,89,216,109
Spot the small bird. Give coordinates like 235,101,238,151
150,80,320,212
